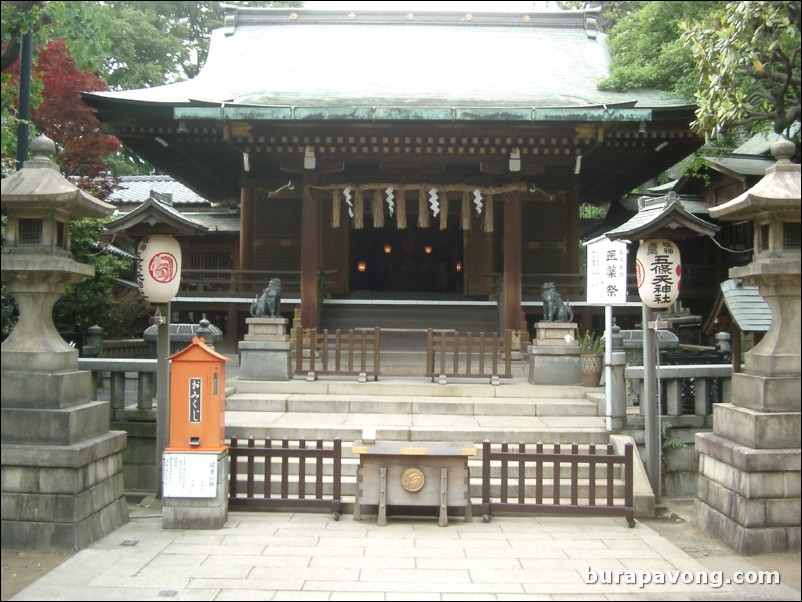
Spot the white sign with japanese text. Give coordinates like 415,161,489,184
163,453,218,498
587,238,628,304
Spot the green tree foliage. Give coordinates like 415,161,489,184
51,218,146,338
555,1,645,32
681,1,801,138
2,1,299,170
2,1,300,341
104,1,301,84
597,1,724,97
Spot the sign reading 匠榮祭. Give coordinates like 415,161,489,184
586,238,627,304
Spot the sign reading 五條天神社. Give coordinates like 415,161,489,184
636,239,681,309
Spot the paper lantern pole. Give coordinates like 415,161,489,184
137,234,183,498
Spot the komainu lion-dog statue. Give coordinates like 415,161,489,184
541,282,573,323
250,278,282,318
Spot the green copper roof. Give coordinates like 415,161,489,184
85,7,691,120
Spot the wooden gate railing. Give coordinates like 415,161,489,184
228,436,342,519
295,328,381,380
426,329,512,382
479,440,634,527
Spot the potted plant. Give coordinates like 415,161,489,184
578,330,604,387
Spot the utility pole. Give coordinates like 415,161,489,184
16,29,34,170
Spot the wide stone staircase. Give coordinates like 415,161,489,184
222,376,651,516
318,302,502,375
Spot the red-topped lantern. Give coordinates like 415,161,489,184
138,234,182,303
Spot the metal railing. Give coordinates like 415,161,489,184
426,329,512,381
479,440,635,527
228,436,342,519
295,328,381,380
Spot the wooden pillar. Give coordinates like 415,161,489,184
239,186,255,272
503,192,522,332
731,323,741,374
300,177,320,329
566,186,580,273
226,302,238,351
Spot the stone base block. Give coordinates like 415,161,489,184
695,431,801,554
162,452,228,530
244,317,289,341
112,419,158,492
1,348,78,374
238,341,293,381
731,372,802,412
1,369,91,409
1,401,111,446
533,322,578,346
712,404,801,449
695,498,801,555
528,345,580,385
695,432,801,473
1,431,129,550
1,497,129,551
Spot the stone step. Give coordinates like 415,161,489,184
232,379,594,400
225,393,599,417
225,414,608,446
320,304,500,335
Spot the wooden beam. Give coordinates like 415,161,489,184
279,160,345,174
481,161,547,176
380,161,445,174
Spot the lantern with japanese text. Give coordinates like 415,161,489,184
137,234,182,303
635,239,681,309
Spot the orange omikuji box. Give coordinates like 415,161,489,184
166,337,228,453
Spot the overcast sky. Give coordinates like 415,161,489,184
302,2,553,11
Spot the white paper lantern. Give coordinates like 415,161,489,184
137,234,182,303
636,239,681,309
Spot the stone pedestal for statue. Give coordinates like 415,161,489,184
1,136,128,550
528,322,580,385
695,139,801,555
238,318,293,380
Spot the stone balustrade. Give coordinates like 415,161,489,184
625,364,733,418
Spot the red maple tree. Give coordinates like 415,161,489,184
5,40,121,196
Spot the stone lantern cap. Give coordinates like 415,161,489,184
709,138,801,221
0,134,114,218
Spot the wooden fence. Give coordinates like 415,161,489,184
426,329,512,381
295,328,380,380
479,440,635,527
228,436,342,519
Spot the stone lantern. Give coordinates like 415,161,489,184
696,138,801,554
1,135,129,549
